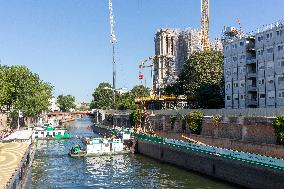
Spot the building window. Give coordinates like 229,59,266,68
258,36,263,41
268,79,274,84
233,68,237,74
226,96,231,100
267,47,274,54
258,62,265,70
267,61,274,69
268,91,275,99
278,76,284,84
233,57,238,62
279,91,284,98
258,79,265,85
277,30,283,36
240,80,245,88
278,60,284,67
258,49,264,56
266,32,273,39
233,82,238,88
278,45,284,52
240,41,244,46
259,94,266,99
226,83,231,89
233,94,238,100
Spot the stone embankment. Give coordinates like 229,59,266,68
137,139,284,189
91,124,284,188
108,113,284,159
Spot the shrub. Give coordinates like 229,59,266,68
211,114,222,127
186,111,204,134
272,116,284,145
129,109,143,127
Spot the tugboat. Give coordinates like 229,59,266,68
68,144,86,158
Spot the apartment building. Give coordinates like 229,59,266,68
224,22,284,108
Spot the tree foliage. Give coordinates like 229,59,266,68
186,111,204,134
130,85,150,98
90,82,113,110
0,65,53,117
57,95,76,112
90,83,150,110
164,50,224,108
272,116,284,145
116,92,137,110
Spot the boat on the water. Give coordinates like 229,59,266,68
32,124,71,139
81,136,131,156
68,144,87,158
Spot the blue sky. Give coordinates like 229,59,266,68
0,0,283,102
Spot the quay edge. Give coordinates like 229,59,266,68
137,139,284,189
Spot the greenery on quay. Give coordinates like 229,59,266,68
272,116,284,145
90,83,149,110
186,111,204,134
164,50,224,109
57,94,76,112
0,65,53,119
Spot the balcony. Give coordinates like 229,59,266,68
246,99,257,106
246,58,256,64
247,85,257,91
247,71,257,78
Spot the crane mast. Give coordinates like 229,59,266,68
201,0,210,50
108,0,117,104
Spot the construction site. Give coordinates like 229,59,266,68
136,0,223,111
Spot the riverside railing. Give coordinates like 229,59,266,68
135,133,284,171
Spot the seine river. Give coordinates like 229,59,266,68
31,118,238,189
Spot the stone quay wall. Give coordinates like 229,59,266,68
137,139,284,189
112,114,277,144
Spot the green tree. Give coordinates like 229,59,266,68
0,65,53,122
57,95,76,112
167,50,224,108
90,82,113,110
130,85,150,98
116,92,137,110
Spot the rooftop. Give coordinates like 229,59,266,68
0,142,30,189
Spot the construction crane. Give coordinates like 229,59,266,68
201,0,210,50
138,56,154,88
108,0,117,104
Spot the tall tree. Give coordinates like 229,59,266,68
130,85,150,98
90,82,113,110
57,95,76,112
164,51,224,108
0,65,53,121
116,92,137,110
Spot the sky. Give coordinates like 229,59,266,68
0,0,283,102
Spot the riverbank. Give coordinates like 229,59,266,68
137,138,284,189
92,124,284,189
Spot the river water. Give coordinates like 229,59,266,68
32,118,237,189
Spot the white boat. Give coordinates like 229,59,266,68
84,137,127,156
32,124,70,139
